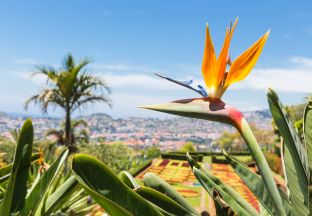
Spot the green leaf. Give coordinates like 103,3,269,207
186,153,258,216
72,153,162,216
303,99,312,212
224,151,292,216
59,188,87,213
135,186,194,215
268,89,309,216
192,166,253,216
118,171,140,189
303,100,312,173
143,172,198,215
0,153,40,184
20,148,69,216
259,203,270,216
1,119,34,215
44,175,78,215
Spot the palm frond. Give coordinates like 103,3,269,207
24,89,66,113
32,65,59,84
62,53,75,71
71,119,88,128
72,95,112,112
45,129,64,137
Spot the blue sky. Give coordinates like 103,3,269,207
1,0,312,118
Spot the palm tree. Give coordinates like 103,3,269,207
45,119,90,145
25,54,111,151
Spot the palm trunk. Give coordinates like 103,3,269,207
65,106,71,147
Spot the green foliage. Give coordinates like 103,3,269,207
0,153,40,184
3,87,312,215
294,119,303,138
80,142,135,173
20,149,69,215
72,153,163,215
143,145,161,158
0,119,92,215
128,159,152,177
214,125,275,152
286,103,306,123
213,131,238,151
46,119,90,146
179,141,196,152
264,152,283,175
0,137,16,163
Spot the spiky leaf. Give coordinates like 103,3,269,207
268,89,309,216
20,148,69,215
1,119,34,215
118,171,140,189
135,186,194,215
44,175,78,215
143,172,198,215
224,151,292,215
72,154,162,216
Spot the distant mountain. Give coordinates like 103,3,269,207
0,109,271,124
89,113,112,119
244,109,272,119
0,111,7,117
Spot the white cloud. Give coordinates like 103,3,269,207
14,57,312,94
8,57,312,117
102,73,204,90
14,71,47,86
74,93,176,118
97,57,312,93
91,63,156,73
13,58,38,65
236,56,312,93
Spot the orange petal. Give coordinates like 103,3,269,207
225,30,270,86
202,24,217,91
217,18,238,87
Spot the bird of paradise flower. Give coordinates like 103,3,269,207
154,18,270,99
141,19,287,216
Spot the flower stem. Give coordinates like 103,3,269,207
237,117,286,216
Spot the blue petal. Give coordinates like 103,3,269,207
197,85,208,97
154,73,206,97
